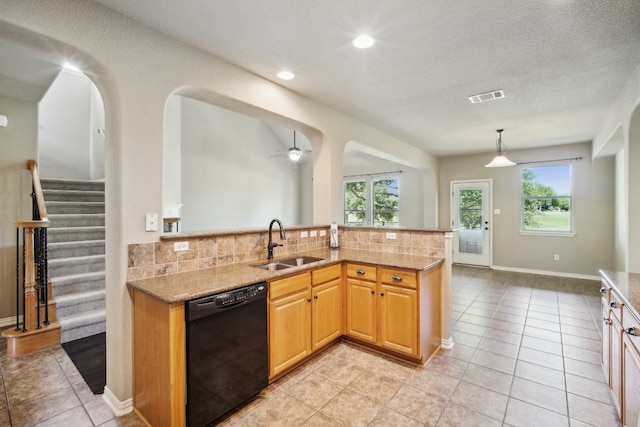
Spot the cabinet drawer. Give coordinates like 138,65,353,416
609,290,624,322
312,264,341,286
270,272,311,300
623,306,640,351
380,268,417,289
345,263,376,281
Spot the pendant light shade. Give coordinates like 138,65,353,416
485,129,516,167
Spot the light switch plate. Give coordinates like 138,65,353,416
174,241,189,252
300,231,309,238
145,213,158,232
319,230,327,236
386,232,397,240
310,230,317,237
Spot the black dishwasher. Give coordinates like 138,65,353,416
185,282,268,426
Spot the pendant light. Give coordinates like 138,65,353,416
485,129,516,167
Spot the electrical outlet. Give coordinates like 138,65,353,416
554,254,560,261
386,232,397,240
174,241,189,252
300,231,309,238
319,230,327,236
145,213,158,232
310,230,317,237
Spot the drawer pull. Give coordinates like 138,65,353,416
609,301,619,308
392,275,403,282
314,295,318,300
600,287,607,294
356,269,365,275
626,327,637,336
371,290,375,295
307,298,312,303
380,292,385,297
604,318,612,325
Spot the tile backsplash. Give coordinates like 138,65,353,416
127,226,448,281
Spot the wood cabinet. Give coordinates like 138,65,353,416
269,265,343,379
601,278,640,426
345,262,441,363
268,272,312,378
311,264,343,350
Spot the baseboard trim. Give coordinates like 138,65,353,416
441,337,454,349
491,265,600,281
103,386,133,417
0,316,22,329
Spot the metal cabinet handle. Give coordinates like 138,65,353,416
392,275,403,281
610,301,619,308
314,295,318,300
371,290,375,295
380,292,385,297
356,269,365,275
604,318,612,325
627,327,637,336
600,287,607,294
307,298,312,303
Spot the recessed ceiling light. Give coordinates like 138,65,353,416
352,35,375,49
276,70,295,80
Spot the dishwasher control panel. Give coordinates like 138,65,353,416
216,284,266,307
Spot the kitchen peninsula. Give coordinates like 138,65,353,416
126,226,452,426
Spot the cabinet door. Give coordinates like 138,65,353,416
611,313,623,416
379,284,418,356
345,278,376,343
269,288,311,378
602,299,611,386
312,278,342,351
624,331,640,426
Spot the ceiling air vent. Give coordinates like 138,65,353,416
468,90,505,104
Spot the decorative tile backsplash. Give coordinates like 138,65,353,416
127,226,448,281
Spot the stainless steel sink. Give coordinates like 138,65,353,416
251,256,323,271
279,256,324,267
251,262,292,271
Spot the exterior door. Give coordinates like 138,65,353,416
451,180,491,266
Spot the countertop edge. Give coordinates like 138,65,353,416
128,249,444,304
599,269,640,322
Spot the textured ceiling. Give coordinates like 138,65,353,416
7,1,640,157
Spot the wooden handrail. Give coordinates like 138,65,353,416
26,160,48,221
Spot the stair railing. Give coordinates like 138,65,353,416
13,160,50,332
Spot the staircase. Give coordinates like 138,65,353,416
42,179,106,343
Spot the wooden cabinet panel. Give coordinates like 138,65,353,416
345,263,376,280
346,278,377,343
312,264,341,286
624,335,640,427
379,284,418,356
270,272,311,299
380,268,417,289
602,298,611,386
269,288,312,378
611,310,623,415
312,278,342,351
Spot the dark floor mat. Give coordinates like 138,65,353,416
61,332,106,394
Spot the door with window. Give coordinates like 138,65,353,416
451,180,491,266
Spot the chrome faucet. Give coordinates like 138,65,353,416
267,218,286,259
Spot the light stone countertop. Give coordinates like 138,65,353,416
127,248,444,304
600,269,640,320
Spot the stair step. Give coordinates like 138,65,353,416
49,254,105,277
40,179,104,192
51,271,105,296
48,214,105,228
59,310,106,343
47,201,105,215
48,226,105,243
56,290,106,318
48,240,105,259
43,189,104,203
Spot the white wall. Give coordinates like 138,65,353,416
439,142,615,277
177,96,307,231
163,95,182,207
89,82,105,180
0,95,37,320
615,149,627,271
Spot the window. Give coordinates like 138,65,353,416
521,165,572,233
344,176,399,227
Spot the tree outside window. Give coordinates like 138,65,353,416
344,177,399,227
522,165,572,232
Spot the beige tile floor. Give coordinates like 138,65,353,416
0,266,622,426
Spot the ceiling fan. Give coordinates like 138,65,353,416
271,130,312,162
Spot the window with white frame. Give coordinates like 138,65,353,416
521,164,572,233
344,176,399,227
